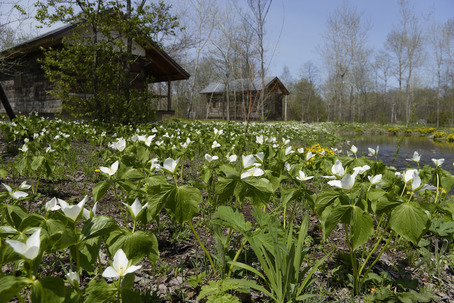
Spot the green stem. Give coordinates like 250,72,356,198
400,184,407,197
228,238,248,278
344,223,358,298
117,277,122,302
113,183,127,226
434,173,440,205
359,232,393,290
74,224,81,274
188,220,216,274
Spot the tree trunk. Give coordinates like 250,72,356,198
0,82,16,121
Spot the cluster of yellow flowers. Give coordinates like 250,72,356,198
306,144,336,156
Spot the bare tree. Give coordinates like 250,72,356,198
299,61,319,122
243,0,273,122
385,0,426,126
429,21,445,128
443,19,454,126
320,2,371,122
374,50,394,122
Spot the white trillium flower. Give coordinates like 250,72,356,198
331,159,345,178
143,135,155,147
211,141,221,149
410,170,421,190
256,135,264,144
306,151,315,161
328,172,359,190
284,162,293,172
368,174,382,185
350,145,358,155
46,145,55,153
59,196,88,222
19,181,31,190
163,158,179,174
255,152,265,163
242,154,259,169
241,166,265,179
367,146,379,157
123,199,148,219
227,154,237,163
285,146,294,155
45,197,61,211
66,271,80,288
204,154,219,163
99,160,119,176
297,147,305,154
403,169,418,184
432,158,445,168
353,165,370,175
6,228,41,260
110,138,126,151
19,144,28,153
102,249,141,280
406,151,421,163
150,158,162,172
214,128,223,136
296,170,314,182
82,202,98,220
2,183,28,199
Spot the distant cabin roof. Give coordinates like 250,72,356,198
1,23,190,82
200,76,289,95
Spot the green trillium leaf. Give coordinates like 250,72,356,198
350,206,374,251
390,202,431,244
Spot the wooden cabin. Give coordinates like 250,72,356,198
0,23,189,119
200,76,289,120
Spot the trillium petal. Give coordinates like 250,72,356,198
112,249,129,275
110,161,119,174
62,205,83,221
2,183,12,193
19,181,31,190
5,240,26,256
102,266,121,279
11,191,28,199
124,265,142,275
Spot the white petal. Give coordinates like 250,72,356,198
2,183,12,193
102,266,121,279
6,240,26,255
19,181,31,190
11,191,28,199
112,249,129,274
110,161,119,174
130,199,142,217
124,265,142,275
62,205,83,221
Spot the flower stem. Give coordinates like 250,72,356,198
188,220,216,274
113,183,127,226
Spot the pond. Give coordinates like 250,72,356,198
344,134,454,174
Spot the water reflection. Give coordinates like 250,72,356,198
345,135,454,174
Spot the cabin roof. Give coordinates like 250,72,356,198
200,76,289,95
0,23,190,82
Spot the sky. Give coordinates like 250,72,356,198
264,0,454,83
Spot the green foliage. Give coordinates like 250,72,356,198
35,0,181,124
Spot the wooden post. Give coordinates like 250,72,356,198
0,82,16,121
284,96,287,121
167,80,171,112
